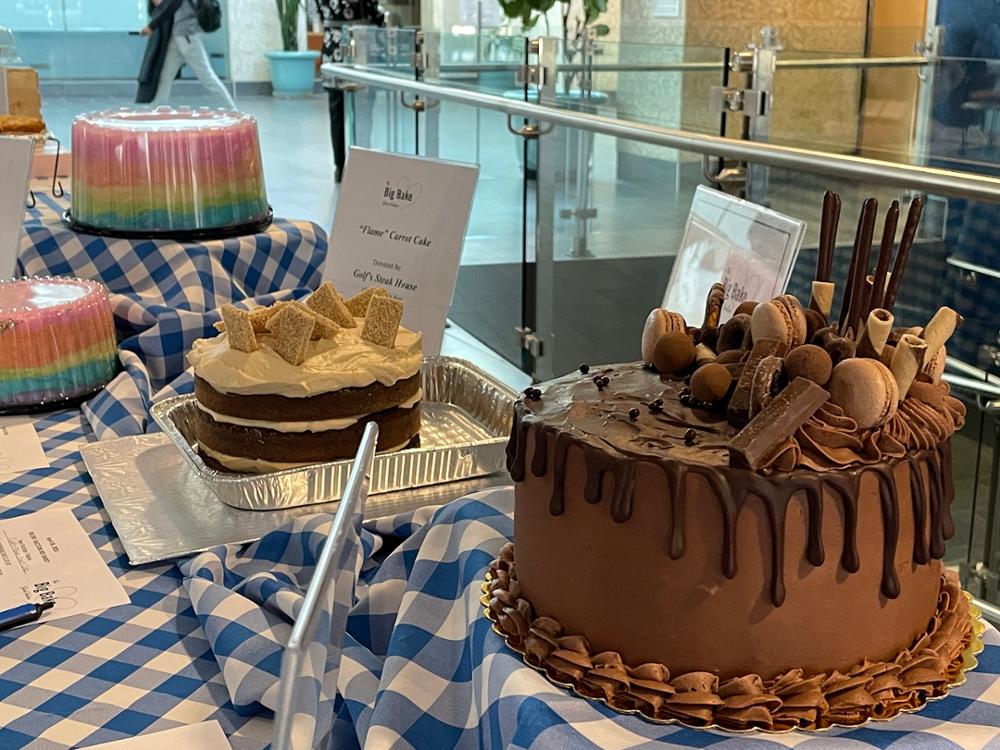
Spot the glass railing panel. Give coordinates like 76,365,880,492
533,118,704,380
447,99,529,370
767,53,1000,176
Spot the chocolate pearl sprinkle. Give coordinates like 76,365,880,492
628,407,640,420
579,363,590,374
684,428,697,445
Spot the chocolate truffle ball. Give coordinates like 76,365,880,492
652,331,695,375
785,344,833,386
690,362,733,403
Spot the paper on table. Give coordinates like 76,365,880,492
0,508,129,624
0,417,49,479
85,721,233,749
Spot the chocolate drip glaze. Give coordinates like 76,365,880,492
507,364,958,608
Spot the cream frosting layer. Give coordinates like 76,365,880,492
200,438,412,473
196,389,422,432
187,322,422,397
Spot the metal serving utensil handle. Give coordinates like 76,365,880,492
271,422,378,750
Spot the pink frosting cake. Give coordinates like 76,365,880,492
0,278,117,409
71,107,269,235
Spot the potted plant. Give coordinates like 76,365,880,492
265,0,319,98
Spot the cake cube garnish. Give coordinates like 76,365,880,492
266,303,316,365
249,302,288,333
285,301,338,340
361,295,403,348
219,304,258,353
345,286,389,317
307,282,357,328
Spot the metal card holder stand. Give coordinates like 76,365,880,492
25,135,64,209
271,422,378,750
705,27,780,203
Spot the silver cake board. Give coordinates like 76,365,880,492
82,433,510,565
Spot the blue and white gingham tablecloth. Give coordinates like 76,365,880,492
2,191,999,749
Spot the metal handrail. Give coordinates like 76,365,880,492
323,63,1000,203
436,55,928,75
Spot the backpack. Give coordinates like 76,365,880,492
192,0,222,32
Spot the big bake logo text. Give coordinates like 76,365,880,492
381,176,422,209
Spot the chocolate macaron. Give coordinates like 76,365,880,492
642,309,687,364
828,358,899,429
750,295,807,350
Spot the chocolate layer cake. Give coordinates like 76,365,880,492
488,195,974,731
188,285,421,473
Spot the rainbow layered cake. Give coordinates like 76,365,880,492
0,277,117,409
71,107,269,235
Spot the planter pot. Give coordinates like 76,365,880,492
265,50,320,98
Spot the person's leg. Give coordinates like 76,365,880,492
151,36,185,107
328,88,345,182
175,34,237,109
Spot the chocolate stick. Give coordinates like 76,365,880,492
839,198,878,337
823,192,840,281
816,191,840,283
868,200,899,314
881,197,924,315
810,193,840,315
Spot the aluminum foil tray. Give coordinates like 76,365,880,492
150,356,516,510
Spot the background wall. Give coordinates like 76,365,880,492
681,0,869,154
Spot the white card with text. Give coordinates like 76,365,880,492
0,508,129,625
87,721,233,749
0,136,34,278
326,147,479,354
0,417,49,479
663,186,806,326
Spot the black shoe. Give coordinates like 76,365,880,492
335,166,343,183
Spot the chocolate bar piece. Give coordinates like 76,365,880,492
727,338,787,427
729,377,830,470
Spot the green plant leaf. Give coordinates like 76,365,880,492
594,23,610,36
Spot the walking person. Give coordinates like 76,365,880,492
314,0,386,182
136,0,236,109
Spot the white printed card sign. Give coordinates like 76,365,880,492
325,147,480,353
0,136,33,277
662,185,806,326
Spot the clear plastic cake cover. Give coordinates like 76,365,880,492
0,277,117,411
70,107,270,237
